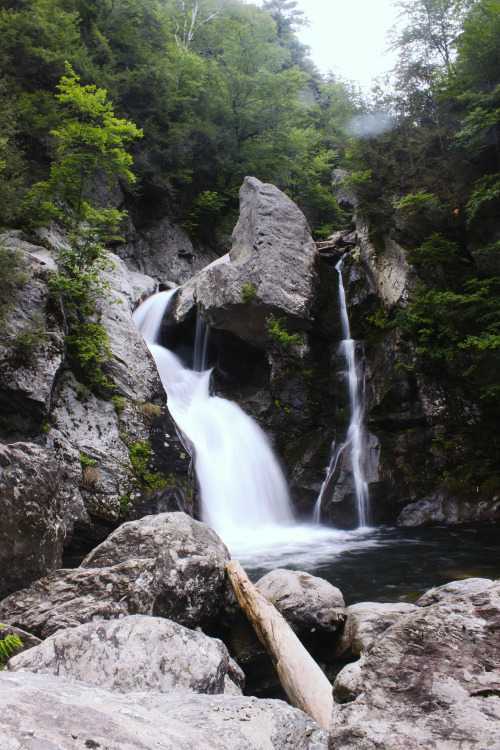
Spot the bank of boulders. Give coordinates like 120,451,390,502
1,512,499,749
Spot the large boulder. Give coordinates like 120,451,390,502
173,177,319,348
397,481,500,526
256,569,345,634
81,512,230,627
0,513,230,637
330,579,500,749
333,601,418,659
8,615,230,695
0,442,68,599
0,671,327,749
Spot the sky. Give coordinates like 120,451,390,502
249,0,401,92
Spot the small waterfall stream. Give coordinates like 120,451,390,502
314,258,370,528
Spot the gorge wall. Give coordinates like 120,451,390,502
1,174,499,601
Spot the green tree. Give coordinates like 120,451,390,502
30,63,142,389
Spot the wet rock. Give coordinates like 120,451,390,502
256,569,345,634
333,601,418,658
0,671,327,749
0,513,230,636
0,442,67,599
173,177,319,349
330,580,500,749
8,615,230,695
397,481,500,526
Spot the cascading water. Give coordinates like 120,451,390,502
314,258,370,528
133,291,294,548
134,288,377,569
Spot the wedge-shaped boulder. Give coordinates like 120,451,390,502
173,177,319,348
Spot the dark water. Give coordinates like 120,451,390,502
246,522,500,605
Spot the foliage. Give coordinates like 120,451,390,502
0,247,26,322
0,629,23,669
266,314,303,351
128,440,175,492
27,64,141,392
241,282,257,303
392,191,442,217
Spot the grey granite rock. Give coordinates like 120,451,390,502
9,615,230,695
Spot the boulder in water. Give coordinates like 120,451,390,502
330,578,500,748
333,601,418,658
256,569,345,634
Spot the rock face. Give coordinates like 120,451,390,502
330,579,500,749
333,601,418,659
397,481,500,526
315,178,490,528
0,231,64,434
0,231,192,554
8,615,230,696
173,177,319,348
117,212,218,285
0,671,327,749
0,513,230,637
0,443,67,599
256,569,345,633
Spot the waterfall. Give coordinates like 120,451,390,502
314,258,370,528
133,292,294,548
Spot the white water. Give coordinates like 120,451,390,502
134,289,376,568
314,259,370,528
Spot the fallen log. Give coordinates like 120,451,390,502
226,560,333,732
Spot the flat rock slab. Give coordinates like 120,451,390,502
8,615,229,695
0,671,327,750
256,569,345,633
330,579,500,749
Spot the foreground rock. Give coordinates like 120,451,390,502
173,177,319,348
8,615,230,695
0,443,67,599
256,569,345,634
330,578,500,749
0,671,327,749
334,601,418,659
0,513,230,636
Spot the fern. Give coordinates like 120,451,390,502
0,630,23,669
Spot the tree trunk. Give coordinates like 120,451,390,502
226,560,333,732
